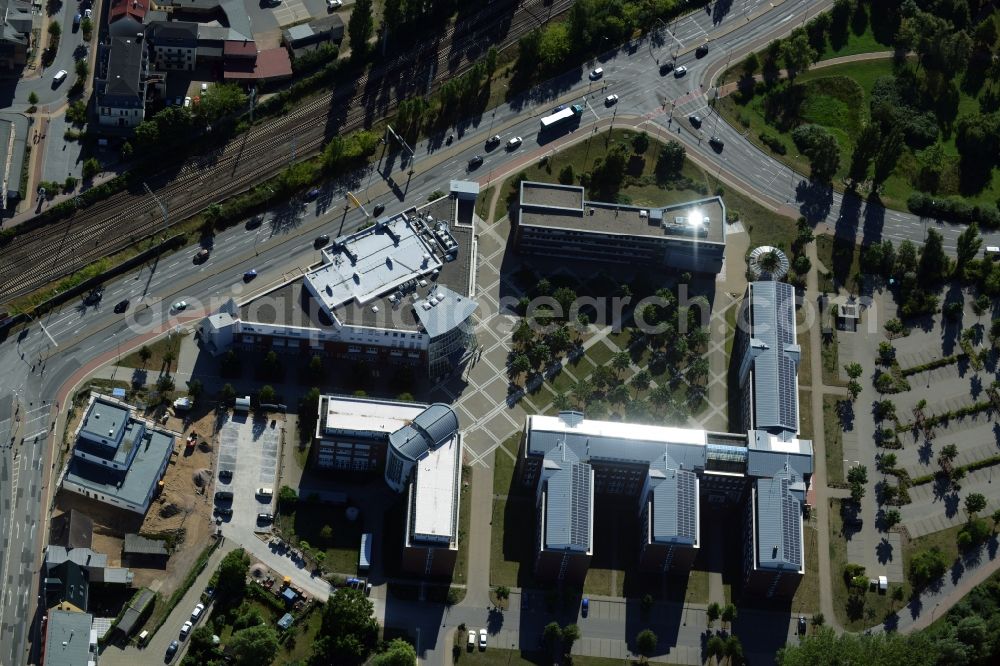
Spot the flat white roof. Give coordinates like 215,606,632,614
304,216,443,314
412,434,459,541
529,414,708,446
323,397,426,434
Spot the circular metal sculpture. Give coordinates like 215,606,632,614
748,246,790,280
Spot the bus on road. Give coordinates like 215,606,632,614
540,104,585,131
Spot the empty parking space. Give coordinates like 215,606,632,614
214,412,282,533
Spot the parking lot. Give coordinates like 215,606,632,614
214,411,281,533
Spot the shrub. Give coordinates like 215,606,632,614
907,192,1000,229
759,132,787,155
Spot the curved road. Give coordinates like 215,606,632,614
1,0,994,663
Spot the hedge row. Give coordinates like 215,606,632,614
912,454,1000,486
900,353,964,377
907,192,1000,228
899,399,995,431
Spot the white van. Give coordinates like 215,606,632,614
53,70,68,84
256,487,273,499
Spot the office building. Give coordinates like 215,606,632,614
512,181,726,273
60,394,176,515
312,396,463,576
515,281,812,597
200,191,479,378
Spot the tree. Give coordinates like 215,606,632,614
844,362,863,379
195,82,247,124
909,547,948,588
940,444,959,464
80,16,93,40
742,52,760,76
562,624,581,651
706,634,726,663
278,485,298,510
542,622,562,651
781,30,817,80
721,603,737,629
883,509,901,529
631,370,651,395
847,380,862,402
848,464,868,503
75,57,88,79
972,295,990,319
263,350,280,379
155,374,175,393
724,635,744,665
558,164,575,185
878,453,897,473
28,91,38,105
956,223,982,275
216,549,250,600
259,385,276,405
612,350,632,374
792,124,840,181
229,625,279,666
655,140,686,180
537,23,571,72
371,639,416,666
510,354,530,378
82,158,101,179
635,629,658,657
312,587,378,665
706,602,721,628
220,383,236,405
347,0,374,59
632,132,650,154
917,229,950,286
138,345,152,366
187,378,203,401
964,492,987,518
48,20,60,39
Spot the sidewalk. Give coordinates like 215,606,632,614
99,539,236,666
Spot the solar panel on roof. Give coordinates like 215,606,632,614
677,472,696,540
780,477,802,566
570,463,591,547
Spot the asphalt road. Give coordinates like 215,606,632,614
2,0,997,663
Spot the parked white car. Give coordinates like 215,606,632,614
179,621,192,640
191,603,205,622
327,0,342,8
589,67,604,80
478,628,487,649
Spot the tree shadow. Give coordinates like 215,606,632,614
944,492,960,518
876,537,894,565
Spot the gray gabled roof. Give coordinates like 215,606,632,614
388,403,458,461
745,281,800,434
414,285,477,339
123,533,168,555
542,443,592,551
648,463,699,545
104,37,145,98
526,413,712,472
754,467,804,572
746,429,813,479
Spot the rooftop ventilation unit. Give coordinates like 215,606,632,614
421,301,432,310
418,279,428,287
371,305,379,313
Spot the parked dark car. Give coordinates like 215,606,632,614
114,299,130,313
373,203,385,216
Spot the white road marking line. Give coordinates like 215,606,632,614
24,430,48,441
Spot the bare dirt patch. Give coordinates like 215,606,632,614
52,409,222,599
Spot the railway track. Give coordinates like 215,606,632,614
0,0,573,305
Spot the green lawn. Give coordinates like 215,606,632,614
476,185,496,222
792,525,821,615
492,435,520,497
585,340,615,368
452,465,473,588
823,395,846,487
816,234,861,293
821,333,846,388
275,502,361,575
495,128,709,221
119,332,182,372
272,607,322,665
798,389,814,440
718,55,1000,211
489,498,533,588
684,567,710,604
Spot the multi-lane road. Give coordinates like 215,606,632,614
1,0,997,663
